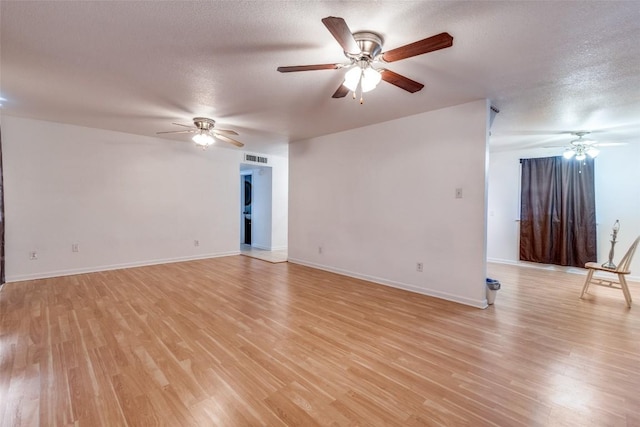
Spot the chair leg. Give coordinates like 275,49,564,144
618,274,632,308
580,269,595,299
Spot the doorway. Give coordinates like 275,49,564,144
243,174,252,244
240,164,273,250
239,160,288,262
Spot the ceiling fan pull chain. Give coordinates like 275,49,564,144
358,69,364,104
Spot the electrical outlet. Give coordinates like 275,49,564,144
416,262,423,272
72,243,79,252
194,240,200,247
455,188,463,199
318,246,323,254
29,251,38,260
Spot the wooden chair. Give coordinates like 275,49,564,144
580,236,640,307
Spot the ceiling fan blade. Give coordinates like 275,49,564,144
594,142,629,147
332,84,350,98
381,32,453,63
215,134,244,148
321,17,360,55
497,130,576,136
171,123,193,128
277,64,341,73
380,69,424,93
214,129,239,136
156,130,194,135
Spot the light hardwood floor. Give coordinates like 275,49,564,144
1,257,639,426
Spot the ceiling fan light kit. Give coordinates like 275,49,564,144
343,63,381,93
341,32,384,101
562,132,600,160
277,16,453,104
156,117,244,149
562,146,599,160
192,131,215,148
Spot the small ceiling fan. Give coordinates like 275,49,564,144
560,132,601,160
277,16,453,103
156,117,244,149
549,131,627,160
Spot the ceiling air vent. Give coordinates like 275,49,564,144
244,153,269,164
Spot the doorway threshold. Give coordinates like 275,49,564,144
240,245,288,263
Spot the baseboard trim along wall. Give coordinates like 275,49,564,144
288,258,488,309
6,251,240,283
487,258,640,283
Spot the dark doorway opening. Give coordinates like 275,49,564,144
243,175,252,245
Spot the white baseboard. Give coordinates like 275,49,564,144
6,251,240,283
487,257,520,266
288,258,488,309
487,258,640,283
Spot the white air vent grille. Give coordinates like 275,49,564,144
244,154,268,164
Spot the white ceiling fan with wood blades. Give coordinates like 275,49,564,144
156,117,244,149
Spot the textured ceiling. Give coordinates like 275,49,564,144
1,1,639,155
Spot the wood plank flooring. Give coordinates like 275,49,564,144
1,257,639,426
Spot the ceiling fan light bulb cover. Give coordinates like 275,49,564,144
563,150,576,159
360,68,381,92
343,67,362,91
343,66,381,93
575,153,587,161
193,132,214,146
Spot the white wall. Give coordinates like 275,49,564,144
289,100,490,308
269,154,288,251
487,143,640,281
250,167,273,250
3,116,245,281
486,150,522,264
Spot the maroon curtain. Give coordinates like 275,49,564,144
520,156,597,267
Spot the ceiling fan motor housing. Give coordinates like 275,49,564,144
347,32,383,62
571,132,592,145
193,117,215,131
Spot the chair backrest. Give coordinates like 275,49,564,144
617,236,640,273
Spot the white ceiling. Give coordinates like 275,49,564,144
1,1,639,156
